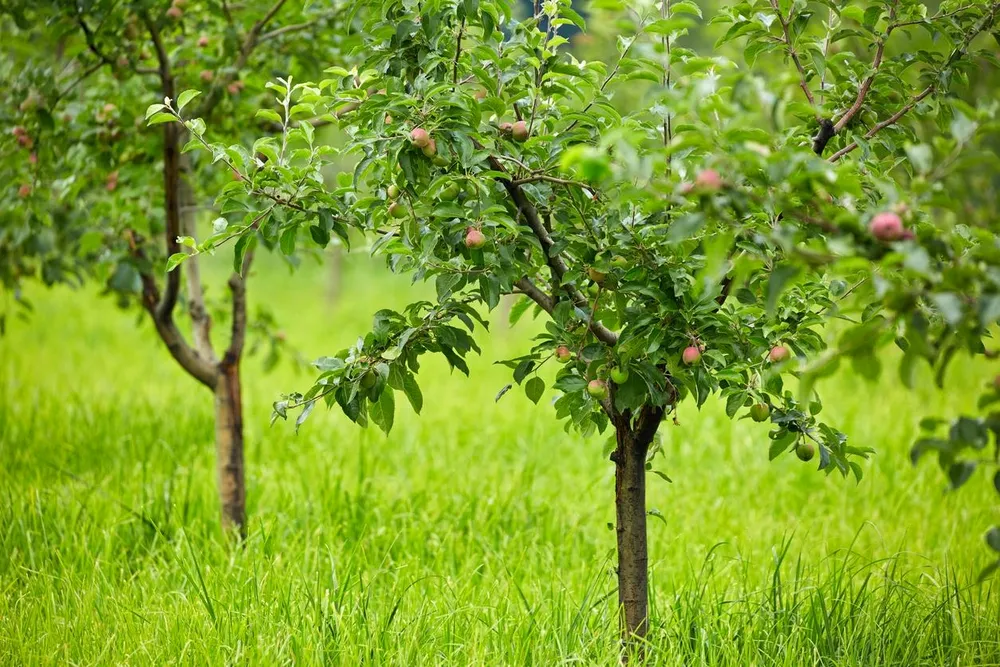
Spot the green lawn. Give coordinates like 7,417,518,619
2,253,998,665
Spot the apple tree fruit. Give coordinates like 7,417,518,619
163,0,1000,651
0,0,352,538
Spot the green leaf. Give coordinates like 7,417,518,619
255,108,283,124
176,89,202,111
233,233,257,275
948,460,976,490
986,527,1000,554
369,388,395,434
166,252,187,273
147,112,177,125
525,377,545,404
765,264,800,315
402,373,423,414
144,103,167,119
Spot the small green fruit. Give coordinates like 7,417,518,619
421,138,437,157
795,442,815,462
611,255,628,269
386,184,400,199
749,403,770,423
586,379,608,400
588,267,607,284
610,367,629,384
360,371,378,389
388,201,407,219
512,120,529,142
439,183,460,201
555,346,572,363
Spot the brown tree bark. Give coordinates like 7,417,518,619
610,404,665,659
213,363,247,538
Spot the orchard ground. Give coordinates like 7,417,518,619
1,252,998,665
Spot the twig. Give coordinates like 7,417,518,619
828,85,935,161
770,0,819,114
833,0,899,133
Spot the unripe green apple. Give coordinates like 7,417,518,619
587,267,607,284
361,371,378,390
749,403,770,422
439,183,460,201
386,184,400,199
610,366,629,384
795,442,815,462
611,255,628,269
555,345,572,363
586,379,608,400
388,201,407,219
421,138,437,157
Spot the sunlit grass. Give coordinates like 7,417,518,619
1,252,998,664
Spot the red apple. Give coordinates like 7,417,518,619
17,183,31,198
695,168,722,191
682,346,701,365
197,35,210,48
512,120,529,142
409,127,430,148
586,379,608,400
869,212,905,242
768,345,790,363
200,69,214,82
464,227,486,249
555,345,572,363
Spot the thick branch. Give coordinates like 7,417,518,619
125,231,218,389
514,277,554,312
223,246,256,365
489,155,618,346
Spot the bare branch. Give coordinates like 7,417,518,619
833,0,898,133
489,155,619,346
828,85,935,162
125,230,218,389
514,277,554,313
259,20,316,41
511,173,593,191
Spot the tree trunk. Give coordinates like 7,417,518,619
213,363,246,539
613,421,650,652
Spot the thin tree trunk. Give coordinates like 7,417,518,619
214,362,246,538
613,421,650,652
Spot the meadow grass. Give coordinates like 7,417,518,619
1,253,998,665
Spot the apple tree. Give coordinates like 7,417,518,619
160,0,1000,651
0,0,354,537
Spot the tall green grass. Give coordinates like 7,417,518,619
1,254,998,665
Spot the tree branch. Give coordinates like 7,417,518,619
259,19,316,41
223,250,254,366
125,230,218,389
833,0,898,133
828,85,935,162
514,277,554,313
489,155,619,346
